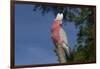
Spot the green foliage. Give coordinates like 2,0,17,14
72,7,96,63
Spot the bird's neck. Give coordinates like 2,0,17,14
52,21,61,30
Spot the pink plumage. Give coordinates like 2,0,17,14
51,20,62,44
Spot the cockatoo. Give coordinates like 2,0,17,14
51,13,70,57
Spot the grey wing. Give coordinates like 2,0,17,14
59,28,70,56
59,28,69,46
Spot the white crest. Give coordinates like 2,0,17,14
55,13,63,21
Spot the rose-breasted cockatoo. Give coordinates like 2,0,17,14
51,13,70,57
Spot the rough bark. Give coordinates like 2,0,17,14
55,44,67,63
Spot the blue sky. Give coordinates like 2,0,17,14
15,4,79,65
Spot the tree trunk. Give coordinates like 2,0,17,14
55,44,67,63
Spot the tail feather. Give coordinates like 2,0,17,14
62,43,70,57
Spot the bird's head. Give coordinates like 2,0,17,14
55,13,63,24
